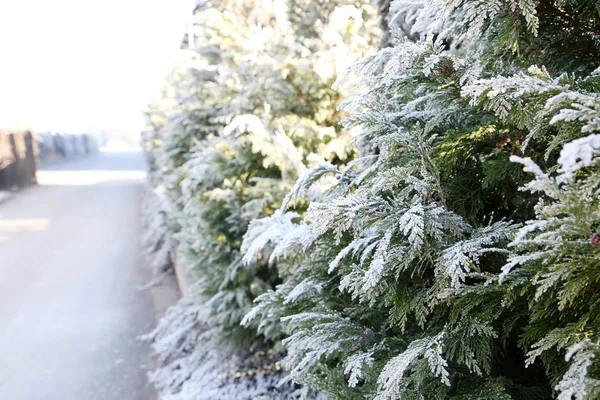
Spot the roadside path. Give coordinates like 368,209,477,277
0,151,157,400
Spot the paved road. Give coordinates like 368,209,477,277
0,151,156,400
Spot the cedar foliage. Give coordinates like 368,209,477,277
145,0,600,398
240,1,600,399
142,1,380,395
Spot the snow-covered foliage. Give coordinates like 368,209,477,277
500,136,600,398
142,0,381,397
145,0,600,398
239,1,600,398
143,0,380,332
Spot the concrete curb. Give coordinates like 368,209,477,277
170,251,195,298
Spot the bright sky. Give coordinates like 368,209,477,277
0,0,192,134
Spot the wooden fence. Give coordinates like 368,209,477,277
0,131,100,191
0,131,37,190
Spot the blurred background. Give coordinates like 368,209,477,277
0,0,193,147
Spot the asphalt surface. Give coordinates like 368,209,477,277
0,151,157,400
